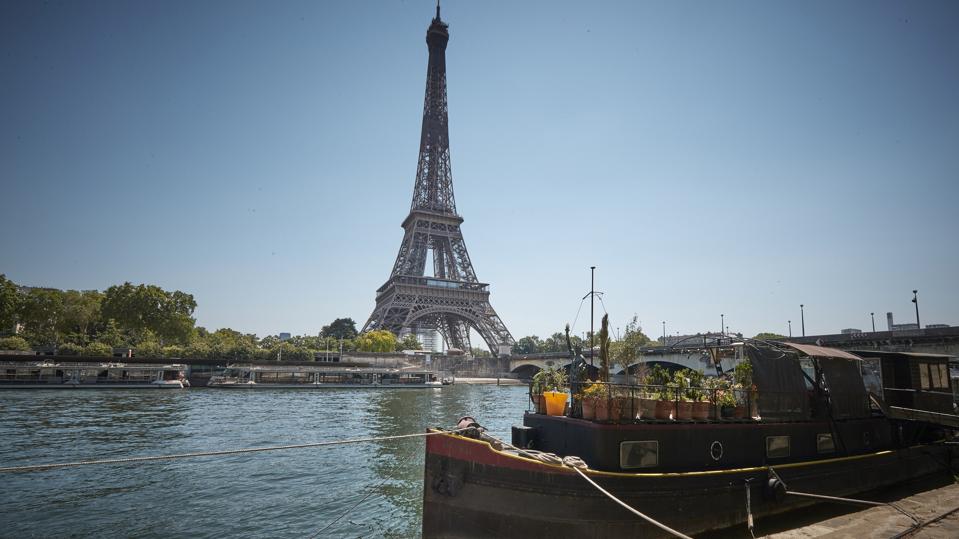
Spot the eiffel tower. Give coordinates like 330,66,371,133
362,5,514,356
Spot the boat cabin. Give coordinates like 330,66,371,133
849,350,955,414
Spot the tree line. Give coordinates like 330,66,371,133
0,275,421,359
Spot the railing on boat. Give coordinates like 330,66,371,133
527,381,872,422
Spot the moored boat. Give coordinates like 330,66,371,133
0,361,189,389
422,339,958,538
208,364,442,389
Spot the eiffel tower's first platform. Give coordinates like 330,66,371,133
362,6,514,356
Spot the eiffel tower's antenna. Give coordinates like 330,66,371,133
436,0,440,20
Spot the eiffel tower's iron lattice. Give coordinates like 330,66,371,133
363,6,514,355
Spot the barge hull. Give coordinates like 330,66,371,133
422,432,955,538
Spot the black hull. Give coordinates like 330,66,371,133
423,432,956,538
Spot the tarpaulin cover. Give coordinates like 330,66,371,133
780,342,861,361
818,357,870,419
746,346,810,420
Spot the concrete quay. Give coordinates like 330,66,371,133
762,479,959,539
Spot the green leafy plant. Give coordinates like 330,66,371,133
734,360,753,388
582,381,609,400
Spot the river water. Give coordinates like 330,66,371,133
0,385,529,538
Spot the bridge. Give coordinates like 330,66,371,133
508,326,959,379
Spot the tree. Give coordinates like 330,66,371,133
0,274,20,335
320,318,358,340
58,290,102,345
18,288,64,347
470,347,491,358
397,333,422,351
753,332,786,341
101,283,196,345
512,335,542,354
355,330,397,352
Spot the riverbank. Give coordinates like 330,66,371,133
447,377,524,385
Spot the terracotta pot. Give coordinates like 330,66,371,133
691,401,711,420
594,398,611,421
675,400,693,420
733,405,747,418
532,394,546,414
622,397,640,420
654,400,673,420
581,398,596,420
640,398,657,419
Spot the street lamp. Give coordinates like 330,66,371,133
788,320,792,338
720,314,724,336
912,290,920,329
870,312,875,333
662,321,666,346
800,304,805,337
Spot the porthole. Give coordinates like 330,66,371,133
710,441,724,461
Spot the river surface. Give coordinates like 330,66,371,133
0,385,529,538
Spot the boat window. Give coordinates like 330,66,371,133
765,436,790,458
939,364,950,390
860,358,882,396
816,433,835,454
620,441,658,469
799,359,815,390
929,363,942,390
919,363,930,390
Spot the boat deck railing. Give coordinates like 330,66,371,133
528,381,875,422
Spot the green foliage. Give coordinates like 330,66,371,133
84,342,113,357
137,340,163,358
397,333,422,351
582,381,609,399
0,335,31,351
0,274,20,335
470,347,491,358
512,332,585,355
320,318,358,340
753,332,786,341
58,343,84,355
355,330,397,353
162,345,184,358
598,314,611,382
101,282,196,345
18,288,65,347
734,360,753,388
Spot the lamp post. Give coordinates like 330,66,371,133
912,290,920,329
800,304,805,337
788,320,792,338
870,312,875,333
662,321,666,346
720,314,724,336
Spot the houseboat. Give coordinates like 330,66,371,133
0,362,189,389
207,365,442,389
422,339,958,538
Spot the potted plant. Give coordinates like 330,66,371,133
718,383,738,418
672,370,693,420
687,370,710,420
581,381,606,421
530,369,548,414
647,365,672,420
542,367,569,416
733,361,754,419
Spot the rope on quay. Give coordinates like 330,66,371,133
481,429,692,539
0,428,469,474
769,467,921,528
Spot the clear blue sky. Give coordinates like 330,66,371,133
2,0,957,342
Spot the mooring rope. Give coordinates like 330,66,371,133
0,428,468,474
484,431,691,539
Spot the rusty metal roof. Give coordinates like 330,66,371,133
780,342,862,360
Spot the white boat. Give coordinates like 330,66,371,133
207,364,442,389
0,362,190,389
